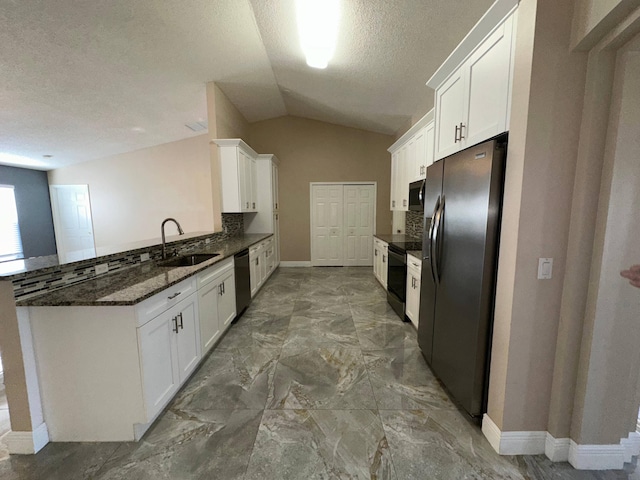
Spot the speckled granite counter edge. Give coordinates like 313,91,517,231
16,234,273,307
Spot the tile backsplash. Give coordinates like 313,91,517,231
10,214,244,300
405,210,424,239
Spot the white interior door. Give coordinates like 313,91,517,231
343,185,375,266
49,185,96,263
311,184,344,266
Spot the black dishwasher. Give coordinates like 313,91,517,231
233,248,251,322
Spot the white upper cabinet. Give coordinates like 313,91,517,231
428,0,518,161
388,110,435,211
213,139,259,213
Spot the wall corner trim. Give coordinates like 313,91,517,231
545,433,570,462
568,440,626,470
4,422,49,454
279,261,312,267
482,414,546,455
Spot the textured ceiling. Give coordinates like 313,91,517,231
0,0,493,169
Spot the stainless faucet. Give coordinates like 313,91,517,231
161,218,184,259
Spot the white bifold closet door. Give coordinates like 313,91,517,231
311,184,375,267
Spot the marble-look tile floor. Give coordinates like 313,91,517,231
0,267,639,479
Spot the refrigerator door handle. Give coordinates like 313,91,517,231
418,179,426,207
432,195,445,285
427,196,440,284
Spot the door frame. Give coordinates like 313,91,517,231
309,182,377,267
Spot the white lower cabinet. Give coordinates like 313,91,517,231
373,238,389,288
406,255,422,328
139,293,199,420
250,236,276,297
197,257,236,354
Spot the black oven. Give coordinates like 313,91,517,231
387,243,407,320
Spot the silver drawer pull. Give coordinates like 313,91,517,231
412,262,419,267
168,291,181,300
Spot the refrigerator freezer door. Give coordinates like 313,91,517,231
418,160,444,364
430,139,505,417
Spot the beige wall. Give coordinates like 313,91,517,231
48,135,214,251
249,115,394,262
487,0,588,432
571,45,640,444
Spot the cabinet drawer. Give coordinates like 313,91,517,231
135,277,196,327
407,255,422,271
196,257,234,288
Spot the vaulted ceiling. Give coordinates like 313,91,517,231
0,0,493,169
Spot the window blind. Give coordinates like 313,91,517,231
0,185,24,262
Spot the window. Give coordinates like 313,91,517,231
0,185,24,262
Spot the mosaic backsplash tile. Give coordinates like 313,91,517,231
405,210,424,240
10,214,244,301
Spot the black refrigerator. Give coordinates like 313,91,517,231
418,136,506,418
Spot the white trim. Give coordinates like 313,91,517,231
388,109,434,153
5,422,49,454
211,138,258,157
621,432,640,463
279,261,311,267
482,414,546,455
568,440,626,470
545,433,570,462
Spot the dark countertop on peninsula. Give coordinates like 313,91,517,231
16,234,272,307
407,250,423,261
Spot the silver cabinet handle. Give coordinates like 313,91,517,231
382,255,386,263
403,199,407,207
459,122,465,141
246,202,249,209
411,262,419,268
253,202,256,209
392,200,396,207
455,125,460,143
168,292,181,300
178,312,183,330
374,250,378,257
172,316,179,333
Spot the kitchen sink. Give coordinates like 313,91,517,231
159,253,219,267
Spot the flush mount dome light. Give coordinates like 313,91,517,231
296,0,340,69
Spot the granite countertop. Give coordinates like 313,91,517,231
17,234,272,307
407,250,423,261
373,234,421,244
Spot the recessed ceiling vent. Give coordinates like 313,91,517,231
185,121,208,132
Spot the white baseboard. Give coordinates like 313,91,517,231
621,432,640,463
279,261,311,267
568,440,626,470
545,433,570,462
5,422,49,454
482,414,546,455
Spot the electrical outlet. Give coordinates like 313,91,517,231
95,263,109,275
140,253,150,262
205,238,210,244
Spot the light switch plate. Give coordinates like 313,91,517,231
95,263,109,275
538,258,553,279
140,253,150,262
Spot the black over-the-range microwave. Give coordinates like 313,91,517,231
408,180,425,211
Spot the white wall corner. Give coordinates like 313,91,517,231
279,261,311,267
544,433,570,462
4,422,49,454
568,440,626,470
482,414,546,455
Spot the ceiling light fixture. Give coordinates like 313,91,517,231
296,0,340,69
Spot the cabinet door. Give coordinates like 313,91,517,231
198,280,220,354
434,69,466,161
272,163,279,211
381,247,388,288
413,129,426,181
425,122,435,169
218,270,237,331
406,269,420,327
173,297,201,383
250,157,258,211
250,254,260,297
390,153,398,210
463,15,514,148
259,250,267,285
398,146,409,211
138,311,180,419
